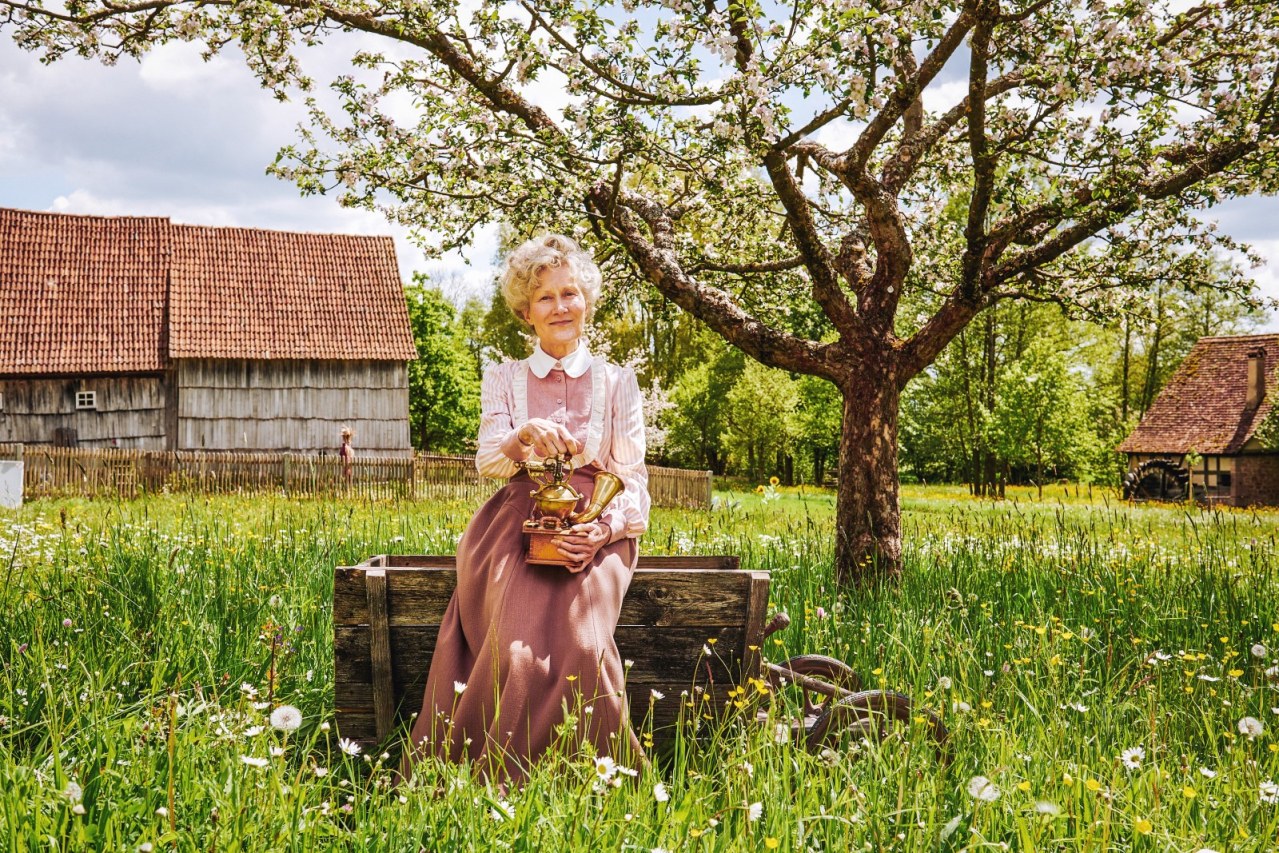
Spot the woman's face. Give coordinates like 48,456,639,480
523,264,586,356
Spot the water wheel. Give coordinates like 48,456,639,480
1123,458,1190,502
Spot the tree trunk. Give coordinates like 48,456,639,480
834,380,902,585
1120,317,1131,423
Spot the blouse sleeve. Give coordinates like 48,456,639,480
599,366,650,542
474,363,523,479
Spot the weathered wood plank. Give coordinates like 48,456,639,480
744,572,770,681
335,692,729,746
334,567,754,628
349,555,739,571
365,569,395,741
334,624,747,694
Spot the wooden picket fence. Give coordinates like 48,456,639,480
0,444,711,508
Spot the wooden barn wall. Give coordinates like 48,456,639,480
0,376,167,448
176,360,410,455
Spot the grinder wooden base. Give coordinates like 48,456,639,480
523,522,586,567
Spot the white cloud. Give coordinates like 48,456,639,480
921,78,967,115
138,42,236,93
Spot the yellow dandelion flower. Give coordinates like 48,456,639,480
1084,778,1101,792
1135,819,1153,834
765,839,780,850
1016,781,1031,792
1182,786,1197,799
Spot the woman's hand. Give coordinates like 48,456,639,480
517,419,581,458
555,522,611,573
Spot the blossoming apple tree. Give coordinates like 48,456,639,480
6,0,1279,583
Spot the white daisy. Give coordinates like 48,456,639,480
653,782,670,802
453,681,467,695
338,738,362,756
594,756,617,781
747,801,763,821
240,755,269,768
1262,780,1279,804
1121,746,1145,770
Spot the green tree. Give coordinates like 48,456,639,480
404,278,481,452
988,347,1093,497
662,347,744,474
722,360,798,482
14,2,1279,582
793,375,841,486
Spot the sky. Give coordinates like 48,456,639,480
2,32,1278,329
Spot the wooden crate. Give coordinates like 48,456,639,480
333,555,767,750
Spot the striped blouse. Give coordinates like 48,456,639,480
475,356,650,543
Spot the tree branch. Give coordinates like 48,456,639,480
592,184,835,377
521,2,721,107
882,70,1025,193
761,150,859,332
843,7,976,176
689,255,806,274
960,2,999,300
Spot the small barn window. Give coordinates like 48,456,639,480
75,391,97,410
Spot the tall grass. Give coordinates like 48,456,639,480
2,487,1278,851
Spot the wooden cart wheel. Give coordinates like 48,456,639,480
805,690,950,762
770,655,863,722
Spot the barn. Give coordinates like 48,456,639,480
1117,334,1279,506
0,207,416,455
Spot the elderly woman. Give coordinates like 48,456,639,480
402,234,650,785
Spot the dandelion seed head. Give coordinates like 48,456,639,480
1239,716,1265,739
269,705,303,732
967,775,1000,802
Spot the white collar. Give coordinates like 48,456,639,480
528,341,592,379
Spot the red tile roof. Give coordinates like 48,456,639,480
0,207,416,375
168,225,415,361
0,208,171,374
1117,334,1279,455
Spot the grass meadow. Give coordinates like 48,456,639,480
3,483,1279,851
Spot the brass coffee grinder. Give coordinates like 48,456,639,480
519,454,624,567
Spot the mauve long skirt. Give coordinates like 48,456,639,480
402,465,642,784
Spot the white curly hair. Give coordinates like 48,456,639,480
498,233,603,323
